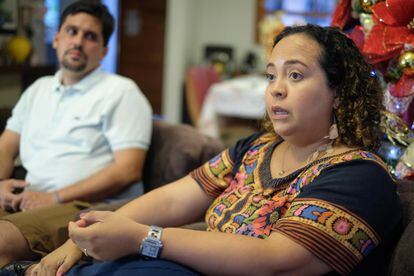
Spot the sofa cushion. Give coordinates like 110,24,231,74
390,218,414,275
388,180,414,275
142,120,224,192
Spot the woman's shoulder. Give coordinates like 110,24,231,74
329,149,386,168
229,131,277,155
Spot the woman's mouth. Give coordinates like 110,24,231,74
270,106,289,119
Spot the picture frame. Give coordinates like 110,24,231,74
0,0,18,33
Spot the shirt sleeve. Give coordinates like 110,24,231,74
272,160,402,275
5,81,37,134
190,132,265,198
102,81,153,151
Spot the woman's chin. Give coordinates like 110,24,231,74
272,126,292,138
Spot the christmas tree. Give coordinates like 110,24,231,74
331,0,414,179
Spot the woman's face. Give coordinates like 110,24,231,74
265,33,335,145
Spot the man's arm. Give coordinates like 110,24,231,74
58,148,147,202
19,148,146,210
0,130,20,179
0,130,28,211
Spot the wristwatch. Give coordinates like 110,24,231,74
139,225,163,259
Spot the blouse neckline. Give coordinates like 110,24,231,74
259,140,358,190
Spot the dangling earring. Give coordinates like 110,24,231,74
308,114,338,162
329,115,338,140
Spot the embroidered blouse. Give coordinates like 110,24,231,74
190,132,401,275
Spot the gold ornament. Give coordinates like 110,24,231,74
380,111,413,146
360,0,375,13
408,18,414,30
359,0,384,13
398,51,414,71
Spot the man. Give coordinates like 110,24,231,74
0,0,152,269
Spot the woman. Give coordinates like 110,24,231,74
31,24,401,276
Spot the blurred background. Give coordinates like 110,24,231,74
0,0,337,128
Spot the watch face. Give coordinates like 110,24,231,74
141,238,161,258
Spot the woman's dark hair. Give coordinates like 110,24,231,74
59,1,114,46
262,24,383,151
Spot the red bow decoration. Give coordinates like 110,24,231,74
367,0,414,99
331,0,353,29
332,0,414,98
365,0,414,65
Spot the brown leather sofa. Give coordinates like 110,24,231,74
388,180,414,275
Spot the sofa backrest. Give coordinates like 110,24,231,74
388,180,414,275
142,120,224,192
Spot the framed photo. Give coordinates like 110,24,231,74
0,0,18,33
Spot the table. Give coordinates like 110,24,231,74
198,74,268,138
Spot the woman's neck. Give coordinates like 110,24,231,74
273,139,355,178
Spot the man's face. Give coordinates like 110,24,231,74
53,12,107,75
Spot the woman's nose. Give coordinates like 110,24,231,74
271,90,285,98
270,84,287,98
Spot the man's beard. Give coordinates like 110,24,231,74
61,49,87,72
61,57,87,72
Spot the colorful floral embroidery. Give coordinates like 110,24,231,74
191,133,389,274
278,199,378,258
192,134,386,239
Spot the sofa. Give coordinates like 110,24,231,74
388,180,414,275
142,121,414,275
5,120,414,275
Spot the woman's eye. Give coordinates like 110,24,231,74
289,72,303,81
265,73,275,81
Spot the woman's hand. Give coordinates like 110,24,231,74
69,211,148,261
29,239,82,276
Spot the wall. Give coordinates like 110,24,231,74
0,73,21,108
162,0,260,123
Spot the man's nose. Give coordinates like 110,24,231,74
72,33,84,48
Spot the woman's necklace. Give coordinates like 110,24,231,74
278,144,290,176
278,142,334,176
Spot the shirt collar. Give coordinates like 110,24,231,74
53,66,104,94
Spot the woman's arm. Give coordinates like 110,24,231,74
115,175,213,227
30,175,213,276
68,212,332,275
162,228,332,276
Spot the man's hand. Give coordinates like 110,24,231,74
19,191,57,211
0,179,27,211
69,211,147,261
29,239,83,276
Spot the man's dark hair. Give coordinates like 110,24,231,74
59,1,115,46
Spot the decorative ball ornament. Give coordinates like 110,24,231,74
360,0,376,13
398,51,414,71
408,18,414,30
6,35,32,64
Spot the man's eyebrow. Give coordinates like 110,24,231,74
64,24,98,35
64,24,77,29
